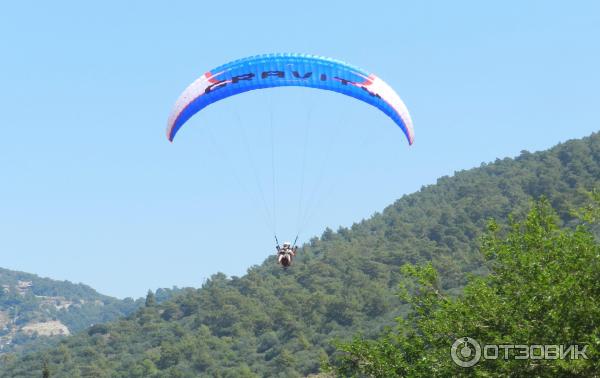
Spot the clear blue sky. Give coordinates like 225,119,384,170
1,1,598,298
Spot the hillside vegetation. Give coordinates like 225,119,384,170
2,132,599,377
328,197,600,376
0,268,177,356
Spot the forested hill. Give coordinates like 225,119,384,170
0,268,178,356
2,132,599,377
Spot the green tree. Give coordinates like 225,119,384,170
145,290,156,307
42,358,50,378
329,198,600,377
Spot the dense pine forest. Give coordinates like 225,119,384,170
1,132,599,377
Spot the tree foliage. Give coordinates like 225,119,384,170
328,198,600,376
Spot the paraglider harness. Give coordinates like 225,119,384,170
275,236,298,268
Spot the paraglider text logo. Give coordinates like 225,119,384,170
204,71,382,99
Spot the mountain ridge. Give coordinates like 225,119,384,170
0,267,179,356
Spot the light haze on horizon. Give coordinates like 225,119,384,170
0,1,599,298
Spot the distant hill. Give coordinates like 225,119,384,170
0,268,178,356
1,132,599,377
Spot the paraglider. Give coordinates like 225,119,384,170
276,241,297,268
167,53,414,268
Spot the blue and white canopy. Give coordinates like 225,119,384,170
167,53,414,144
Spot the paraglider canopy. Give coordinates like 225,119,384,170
167,53,414,145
